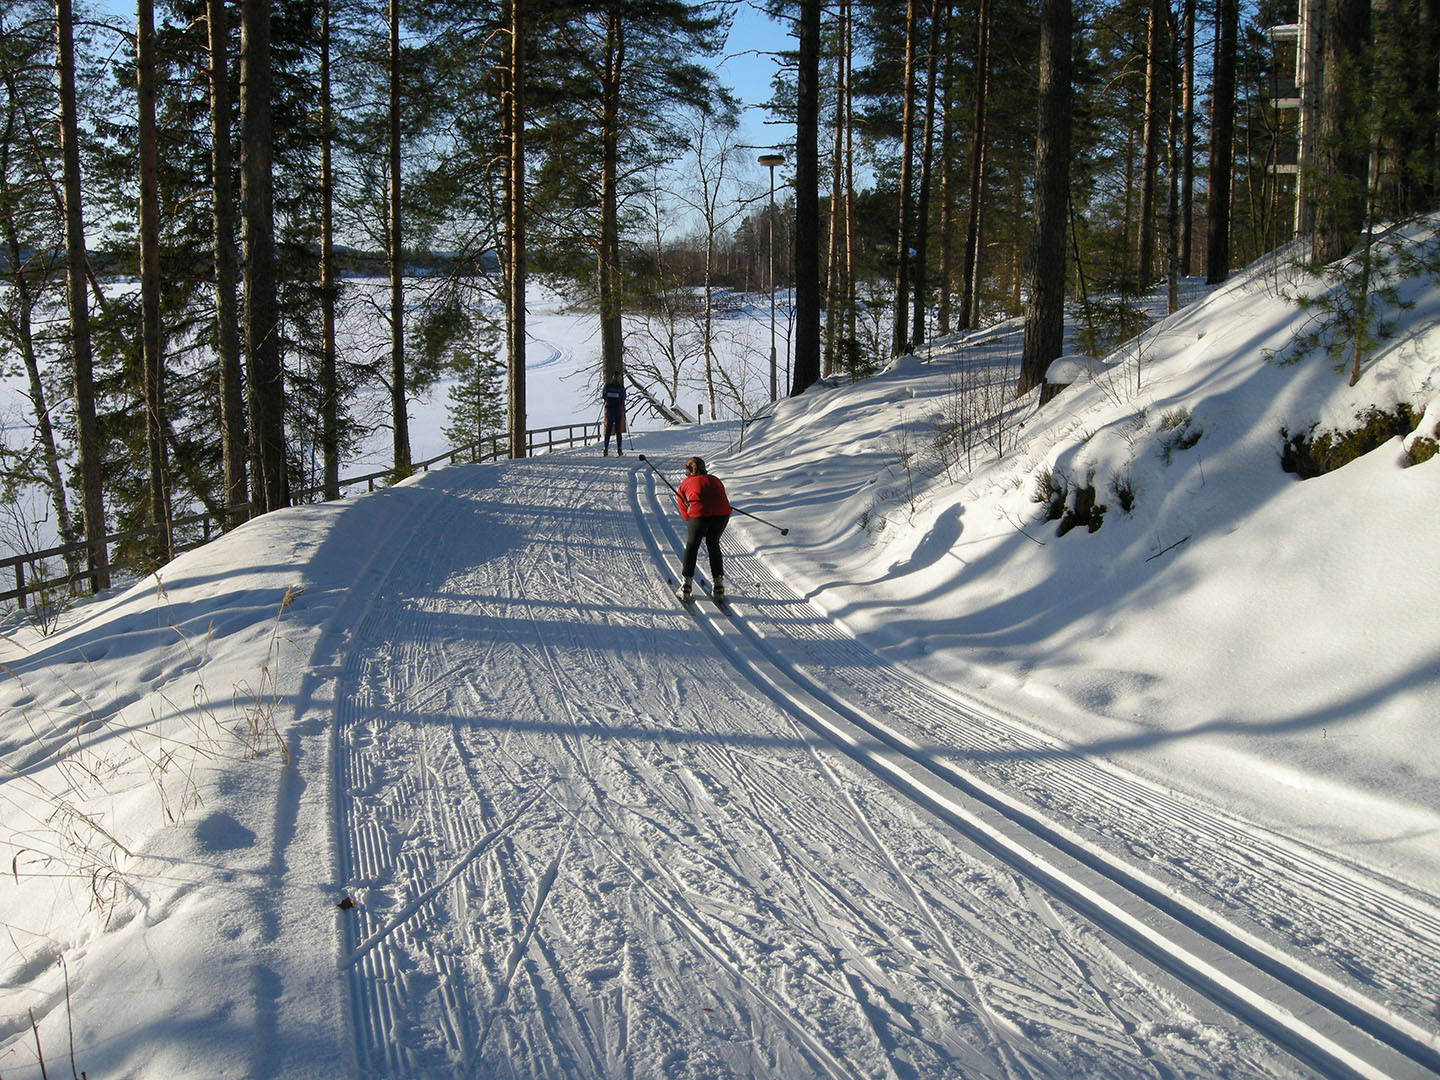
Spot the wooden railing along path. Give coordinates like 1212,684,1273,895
1,422,599,611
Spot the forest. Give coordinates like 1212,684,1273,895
1,0,1434,599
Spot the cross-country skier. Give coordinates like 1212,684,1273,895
602,376,626,456
675,456,731,599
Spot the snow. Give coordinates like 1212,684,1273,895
3,234,1440,1078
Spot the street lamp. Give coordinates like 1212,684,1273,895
757,152,784,402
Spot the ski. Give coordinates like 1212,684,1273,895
667,576,728,611
667,576,695,605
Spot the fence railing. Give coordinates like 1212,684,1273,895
1,421,600,611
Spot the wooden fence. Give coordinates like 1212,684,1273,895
1,421,600,611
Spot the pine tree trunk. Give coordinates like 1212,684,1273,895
1313,0,1370,264
1206,0,1236,283
911,1,945,349
824,5,846,378
138,0,171,561
1019,0,1072,397
1373,0,1408,216
56,0,108,588
937,17,955,338
208,0,248,521
891,0,918,357
1010,166,1024,313
792,0,822,394
319,0,339,499
240,0,288,513
1137,0,1167,289
598,6,624,389
387,0,409,472
1180,0,1195,274
507,0,527,457
1421,0,1440,209
1167,4,1181,313
843,1,857,354
962,0,991,332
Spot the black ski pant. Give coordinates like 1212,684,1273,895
682,515,729,582
603,412,623,452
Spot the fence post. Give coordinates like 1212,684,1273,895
15,564,25,610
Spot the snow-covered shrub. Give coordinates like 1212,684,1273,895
1032,467,1068,521
1281,403,1423,478
1057,470,1107,536
1158,407,1203,464
1109,469,1137,513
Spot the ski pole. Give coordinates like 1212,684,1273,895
638,455,789,535
731,506,789,536
635,454,679,495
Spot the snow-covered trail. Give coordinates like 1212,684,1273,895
322,442,1325,1079
681,476,1440,1067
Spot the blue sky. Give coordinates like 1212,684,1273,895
713,1,794,158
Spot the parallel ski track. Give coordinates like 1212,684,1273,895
326,454,1429,1078
633,466,1440,1080
330,466,922,1077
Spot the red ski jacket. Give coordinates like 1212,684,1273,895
676,473,731,521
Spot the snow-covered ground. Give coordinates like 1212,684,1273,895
336,282,794,473
2,234,1439,1078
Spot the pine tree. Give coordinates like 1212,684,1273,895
508,0,527,457
444,321,506,460
1136,0,1169,289
241,0,288,513
1312,0,1371,265
891,0,919,357
1019,0,1072,397
910,0,945,351
1207,0,1237,283
318,0,339,499
791,0,821,394
138,0,172,560
56,0,108,586
960,0,993,331
207,0,248,522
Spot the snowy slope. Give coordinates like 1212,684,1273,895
2,238,1439,1078
727,247,1440,890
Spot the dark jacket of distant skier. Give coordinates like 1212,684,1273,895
602,378,626,456
675,457,731,596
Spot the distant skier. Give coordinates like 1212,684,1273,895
602,376,626,456
675,456,731,600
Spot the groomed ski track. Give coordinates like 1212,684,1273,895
328,440,1440,1079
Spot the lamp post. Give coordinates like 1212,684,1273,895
757,152,784,402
